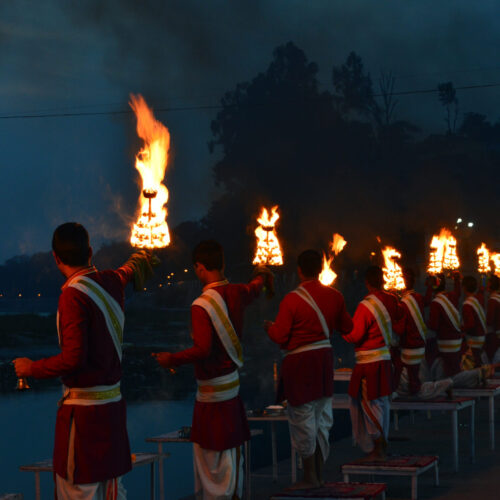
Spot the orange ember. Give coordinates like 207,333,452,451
382,246,405,291
129,94,171,249
427,228,460,274
477,243,491,274
319,233,347,286
252,206,283,266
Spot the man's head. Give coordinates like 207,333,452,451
403,267,416,290
365,265,384,291
52,223,92,270
192,240,224,283
297,250,322,281
488,275,500,292
462,275,477,295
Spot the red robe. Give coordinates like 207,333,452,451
428,288,463,377
267,279,353,407
31,266,133,484
462,292,486,367
169,277,264,451
343,290,402,401
393,290,426,394
485,293,500,361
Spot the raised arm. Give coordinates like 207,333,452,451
342,304,370,345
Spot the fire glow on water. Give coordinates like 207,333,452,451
129,94,171,249
253,206,283,266
319,234,347,286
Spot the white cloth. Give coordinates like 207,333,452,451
286,396,333,460
292,286,330,338
419,357,446,383
196,371,240,403
451,368,483,388
482,348,500,365
56,475,126,500
349,395,390,453
396,367,453,399
193,444,243,500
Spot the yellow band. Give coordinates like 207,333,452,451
197,379,240,394
67,386,121,401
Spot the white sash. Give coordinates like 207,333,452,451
193,289,243,368
196,371,240,403
402,293,427,342
433,294,461,332
67,275,124,361
490,292,500,305
400,347,425,365
466,335,485,349
284,339,331,357
355,346,391,364
292,285,330,339
464,296,487,334
437,339,462,353
361,294,393,347
61,382,122,406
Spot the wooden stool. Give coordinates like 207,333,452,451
270,481,386,499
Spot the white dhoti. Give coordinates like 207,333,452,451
56,475,126,500
452,368,482,388
349,395,390,453
419,357,446,383
396,367,453,399
193,443,243,500
287,396,333,460
481,348,500,365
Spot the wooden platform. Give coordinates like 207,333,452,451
342,455,439,500
270,482,386,500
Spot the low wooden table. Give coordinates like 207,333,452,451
271,481,387,500
146,428,262,500
453,384,500,450
19,452,159,500
342,455,439,500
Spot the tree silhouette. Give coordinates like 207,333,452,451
437,81,459,134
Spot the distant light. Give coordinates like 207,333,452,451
158,284,162,288
370,252,376,256
184,269,188,273
37,293,41,297
457,218,463,223
18,293,22,297
468,222,474,228
143,287,147,291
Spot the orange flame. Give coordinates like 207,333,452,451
491,253,500,278
382,246,405,291
477,243,491,274
319,233,347,286
252,206,283,266
427,228,460,274
129,94,170,249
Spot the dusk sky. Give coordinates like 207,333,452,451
2,1,500,263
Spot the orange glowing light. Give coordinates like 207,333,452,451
319,233,347,286
252,206,283,266
382,246,405,291
427,228,460,274
477,243,491,274
491,253,500,278
129,94,171,249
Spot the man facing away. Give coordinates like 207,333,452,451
483,275,500,365
14,222,155,499
342,265,402,460
264,249,353,488
461,276,486,369
153,240,272,500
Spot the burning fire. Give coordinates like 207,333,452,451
319,233,347,286
427,228,460,275
477,243,491,274
252,206,283,266
382,246,405,291
129,94,171,249
491,253,500,278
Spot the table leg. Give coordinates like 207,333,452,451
343,473,349,482
452,409,458,472
158,443,165,500
394,411,399,431
291,446,296,483
410,410,415,424
244,440,251,499
489,395,495,451
411,475,417,500
470,401,475,463
434,461,439,486
35,471,41,500
271,422,277,482
150,460,156,500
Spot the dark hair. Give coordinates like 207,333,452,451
365,265,384,289
462,275,477,294
434,273,446,293
297,249,322,278
403,267,415,290
489,275,500,291
192,240,224,271
52,223,91,266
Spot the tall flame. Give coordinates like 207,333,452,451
477,243,491,274
252,206,283,266
491,253,500,278
319,233,347,286
427,228,460,274
382,246,405,291
129,94,171,249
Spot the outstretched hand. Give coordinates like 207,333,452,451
13,358,33,377
151,352,174,369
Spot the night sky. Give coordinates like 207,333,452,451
2,1,500,263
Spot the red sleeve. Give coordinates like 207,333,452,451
428,301,440,331
342,304,370,344
336,295,353,335
114,264,135,288
239,275,265,306
267,295,295,346
462,304,475,334
169,305,213,366
31,290,88,379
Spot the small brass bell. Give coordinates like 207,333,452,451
16,377,31,391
